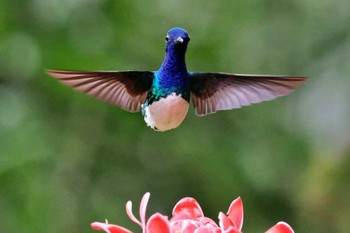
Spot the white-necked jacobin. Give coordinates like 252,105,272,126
48,27,307,131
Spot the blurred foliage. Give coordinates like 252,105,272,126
1,0,350,233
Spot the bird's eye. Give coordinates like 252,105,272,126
165,36,169,41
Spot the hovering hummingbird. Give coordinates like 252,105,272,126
48,27,307,132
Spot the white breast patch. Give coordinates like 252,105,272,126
143,93,189,131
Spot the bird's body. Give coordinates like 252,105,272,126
141,28,190,130
143,92,189,131
48,27,307,131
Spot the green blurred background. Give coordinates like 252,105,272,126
1,0,349,232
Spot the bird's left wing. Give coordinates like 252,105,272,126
189,72,307,116
48,70,154,112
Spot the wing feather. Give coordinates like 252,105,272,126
190,72,307,116
48,70,154,112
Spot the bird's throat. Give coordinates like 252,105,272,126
160,47,187,76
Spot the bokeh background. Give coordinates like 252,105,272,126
1,0,350,233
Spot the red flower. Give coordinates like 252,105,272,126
91,193,294,233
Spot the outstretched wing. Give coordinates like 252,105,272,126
189,72,307,116
48,70,154,112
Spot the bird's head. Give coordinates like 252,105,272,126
165,27,190,53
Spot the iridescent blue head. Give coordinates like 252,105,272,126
165,27,190,53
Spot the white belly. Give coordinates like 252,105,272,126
143,93,189,131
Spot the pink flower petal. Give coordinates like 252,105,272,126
227,197,244,231
194,226,214,233
218,212,236,231
223,226,242,233
197,217,219,227
172,197,204,220
126,201,142,227
181,222,198,233
146,213,171,233
91,222,133,233
139,192,151,229
265,222,295,233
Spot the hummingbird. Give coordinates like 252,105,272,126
48,27,307,132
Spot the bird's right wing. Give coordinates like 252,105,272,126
48,70,154,112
